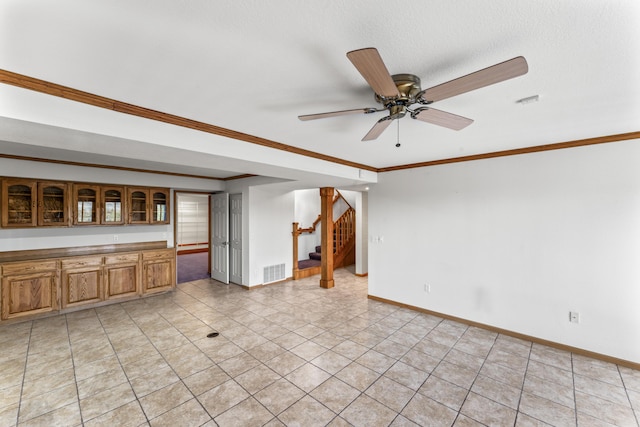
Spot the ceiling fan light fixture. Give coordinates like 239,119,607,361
299,48,529,140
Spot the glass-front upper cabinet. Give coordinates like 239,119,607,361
1,179,37,227
127,187,170,224
128,187,149,224
38,182,69,226
101,186,125,225
151,189,170,224
73,184,100,225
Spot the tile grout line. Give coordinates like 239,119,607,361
152,297,235,424
360,313,445,425
177,276,377,425
94,304,152,426
63,313,82,426
7,270,637,427
571,352,579,427
13,320,34,427
448,327,500,426
617,364,640,427
516,339,535,425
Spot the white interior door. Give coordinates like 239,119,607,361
211,193,229,283
229,193,242,285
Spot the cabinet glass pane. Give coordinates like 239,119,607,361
104,189,122,223
152,192,167,222
130,191,147,222
77,188,97,223
7,184,34,225
41,186,66,224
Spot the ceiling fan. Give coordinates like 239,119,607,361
298,48,528,141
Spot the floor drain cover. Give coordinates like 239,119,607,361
207,332,219,338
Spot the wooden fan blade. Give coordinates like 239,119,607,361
362,118,393,141
298,108,376,121
347,48,400,98
420,56,528,103
413,108,473,130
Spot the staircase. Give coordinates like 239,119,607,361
292,195,356,279
309,245,322,262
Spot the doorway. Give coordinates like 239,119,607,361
210,192,243,285
175,192,211,283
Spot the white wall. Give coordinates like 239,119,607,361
294,189,321,260
248,186,294,286
0,158,224,251
355,191,368,276
226,176,291,287
368,139,640,363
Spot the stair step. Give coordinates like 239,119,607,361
309,252,321,261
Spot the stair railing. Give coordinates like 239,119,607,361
333,207,355,255
292,191,356,278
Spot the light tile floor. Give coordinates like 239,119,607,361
1,268,639,426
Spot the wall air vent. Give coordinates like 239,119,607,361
263,263,286,284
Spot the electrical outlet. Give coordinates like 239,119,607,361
424,284,431,293
113,235,119,242
569,311,580,323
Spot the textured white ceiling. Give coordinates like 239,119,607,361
1,0,639,183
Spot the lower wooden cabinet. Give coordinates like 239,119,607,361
1,260,58,320
60,257,103,309
104,253,139,299
105,265,138,298
0,244,175,322
142,249,175,294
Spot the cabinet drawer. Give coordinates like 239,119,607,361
1,260,58,276
142,249,173,261
61,256,103,270
104,253,139,265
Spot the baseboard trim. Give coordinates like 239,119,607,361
355,273,368,277
367,294,639,371
177,248,208,255
241,276,293,290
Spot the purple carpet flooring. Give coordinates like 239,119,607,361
177,252,210,283
298,259,321,269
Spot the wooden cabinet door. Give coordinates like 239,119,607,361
1,179,37,227
1,270,58,320
128,188,149,224
73,184,101,225
60,257,103,309
101,186,125,225
38,182,69,226
142,249,175,294
143,260,174,293
104,253,140,299
151,189,170,224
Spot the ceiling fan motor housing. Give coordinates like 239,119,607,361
375,74,423,107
